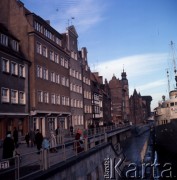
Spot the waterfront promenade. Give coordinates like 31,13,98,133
0,135,74,162
0,124,147,179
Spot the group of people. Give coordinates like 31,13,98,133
2,126,85,161
25,129,57,154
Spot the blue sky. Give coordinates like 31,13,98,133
21,0,177,110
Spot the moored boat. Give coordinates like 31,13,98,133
154,41,177,154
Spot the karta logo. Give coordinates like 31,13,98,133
104,157,174,179
104,157,123,179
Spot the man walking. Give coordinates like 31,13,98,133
35,129,43,154
13,127,18,148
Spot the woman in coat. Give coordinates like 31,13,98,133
49,131,57,153
3,132,15,159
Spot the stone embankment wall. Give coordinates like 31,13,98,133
28,143,124,180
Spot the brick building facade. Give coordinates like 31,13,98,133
0,0,152,140
0,23,30,138
109,70,130,124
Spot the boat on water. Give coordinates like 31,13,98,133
154,41,177,154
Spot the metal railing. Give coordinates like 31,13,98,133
0,124,130,180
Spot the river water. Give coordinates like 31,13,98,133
156,147,177,179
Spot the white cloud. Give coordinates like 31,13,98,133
129,79,166,93
92,53,168,81
91,53,170,111
50,0,106,33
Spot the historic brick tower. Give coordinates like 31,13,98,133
109,70,130,124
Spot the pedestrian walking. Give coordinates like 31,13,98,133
2,132,15,160
25,132,30,147
35,129,43,154
55,126,63,144
49,131,57,153
74,132,84,153
42,137,50,150
13,127,18,148
29,128,35,147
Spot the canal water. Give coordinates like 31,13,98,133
120,127,152,179
156,147,177,179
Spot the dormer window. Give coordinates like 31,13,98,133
56,37,61,46
12,40,19,52
0,33,8,46
34,21,43,33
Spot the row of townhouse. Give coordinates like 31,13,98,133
0,0,152,140
0,0,112,139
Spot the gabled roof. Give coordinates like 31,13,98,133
67,25,78,37
133,89,138,96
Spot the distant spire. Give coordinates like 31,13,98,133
121,67,127,80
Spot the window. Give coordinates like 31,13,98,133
54,53,59,63
2,58,9,73
85,65,88,71
38,91,43,102
79,86,82,94
34,21,43,33
79,73,82,80
0,34,8,46
74,53,77,60
61,96,65,105
71,99,73,107
56,95,60,104
72,69,75,77
76,100,79,108
19,64,25,77
43,68,48,80
170,102,174,106
73,84,75,92
56,37,61,46
12,40,19,52
66,78,69,87
11,62,18,75
56,74,60,84
51,94,55,104
1,88,9,103
73,99,76,107
37,66,42,78
42,46,47,57
76,71,78,79
19,91,25,104
61,76,65,86
51,72,55,82
61,57,64,66
70,83,73,91
65,97,69,106
44,92,49,103
65,60,68,68
11,89,18,104
49,50,54,61
36,42,42,54
71,51,74,59
76,85,79,93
